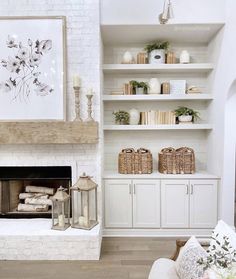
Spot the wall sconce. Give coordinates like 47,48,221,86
159,0,174,24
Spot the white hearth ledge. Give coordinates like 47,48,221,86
0,219,102,260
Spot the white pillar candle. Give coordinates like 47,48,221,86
73,75,81,87
87,88,94,95
58,214,65,227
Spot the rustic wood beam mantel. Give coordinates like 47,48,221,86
0,122,98,144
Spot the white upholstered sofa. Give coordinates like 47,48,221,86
148,239,210,279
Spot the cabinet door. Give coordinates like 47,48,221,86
161,180,189,228
104,180,132,228
190,180,218,228
133,180,160,228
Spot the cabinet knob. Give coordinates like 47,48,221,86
186,185,189,195
129,184,132,195
191,184,193,195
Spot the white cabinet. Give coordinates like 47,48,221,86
161,179,218,229
133,180,160,228
104,179,132,228
161,180,189,228
104,179,161,228
190,180,218,228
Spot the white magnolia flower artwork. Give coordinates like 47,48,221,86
0,35,54,102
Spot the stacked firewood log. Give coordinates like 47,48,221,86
17,186,55,212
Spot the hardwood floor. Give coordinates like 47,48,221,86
0,237,178,279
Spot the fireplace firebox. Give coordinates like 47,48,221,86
0,166,72,218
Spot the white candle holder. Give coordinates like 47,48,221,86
85,94,95,122
73,86,82,122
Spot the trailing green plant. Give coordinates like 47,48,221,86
174,106,200,122
113,110,130,125
130,80,149,91
144,41,169,53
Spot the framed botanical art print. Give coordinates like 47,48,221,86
0,16,66,121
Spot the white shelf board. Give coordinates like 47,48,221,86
103,94,213,101
103,171,220,180
101,23,225,45
103,63,214,74
103,124,213,131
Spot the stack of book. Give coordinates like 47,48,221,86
140,111,176,125
123,83,133,95
137,52,147,64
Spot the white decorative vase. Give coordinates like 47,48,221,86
122,51,133,64
129,109,140,125
180,50,190,64
135,87,145,95
148,78,161,94
149,49,165,64
178,115,193,123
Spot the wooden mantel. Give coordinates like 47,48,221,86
0,121,98,144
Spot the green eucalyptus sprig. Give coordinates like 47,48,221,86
174,106,200,122
144,41,169,54
129,80,149,91
113,110,130,125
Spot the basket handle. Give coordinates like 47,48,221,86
161,147,176,153
137,148,150,154
122,148,135,153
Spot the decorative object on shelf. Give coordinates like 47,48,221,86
174,106,200,124
144,41,169,64
170,80,187,95
140,110,175,125
113,110,130,125
118,148,153,174
122,51,134,64
137,52,147,64
129,109,140,125
73,76,82,122
70,173,98,230
158,147,195,174
187,86,202,94
180,50,190,64
162,82,170,94
130,80,149,95
119,148,135,174
159,0,174,24
51,186,70,231
166,51,176,64
85,88,95,122
148,78,161,94
123,83,133,95
0,17,66,121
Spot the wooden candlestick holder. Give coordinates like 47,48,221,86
73,86,82,122
85,94,94,122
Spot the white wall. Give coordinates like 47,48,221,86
101,0,225,24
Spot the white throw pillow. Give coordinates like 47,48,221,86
176,236,207,279
210,220,236,250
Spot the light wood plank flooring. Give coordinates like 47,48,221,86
0,237,178,279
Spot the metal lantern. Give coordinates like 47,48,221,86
70,173,98,230
51,186,70,231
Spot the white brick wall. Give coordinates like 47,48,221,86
0,0,101,214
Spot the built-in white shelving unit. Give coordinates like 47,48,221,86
103,63,214,74
103,94,213,101
103,124,212,131
101,23,224,236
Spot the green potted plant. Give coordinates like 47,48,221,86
130,80,149,95
113,110,130,125
144,41,169,64
174,106,200,124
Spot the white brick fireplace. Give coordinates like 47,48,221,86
0,0,102,260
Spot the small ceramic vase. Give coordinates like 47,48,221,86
148,78,161,94
180,50,190,64
122,51,133,64
149,49,165,64
129,109,140,125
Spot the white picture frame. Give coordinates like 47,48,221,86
170,80,186,95
0,16,66,121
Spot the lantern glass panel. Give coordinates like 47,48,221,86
52,199,70,231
